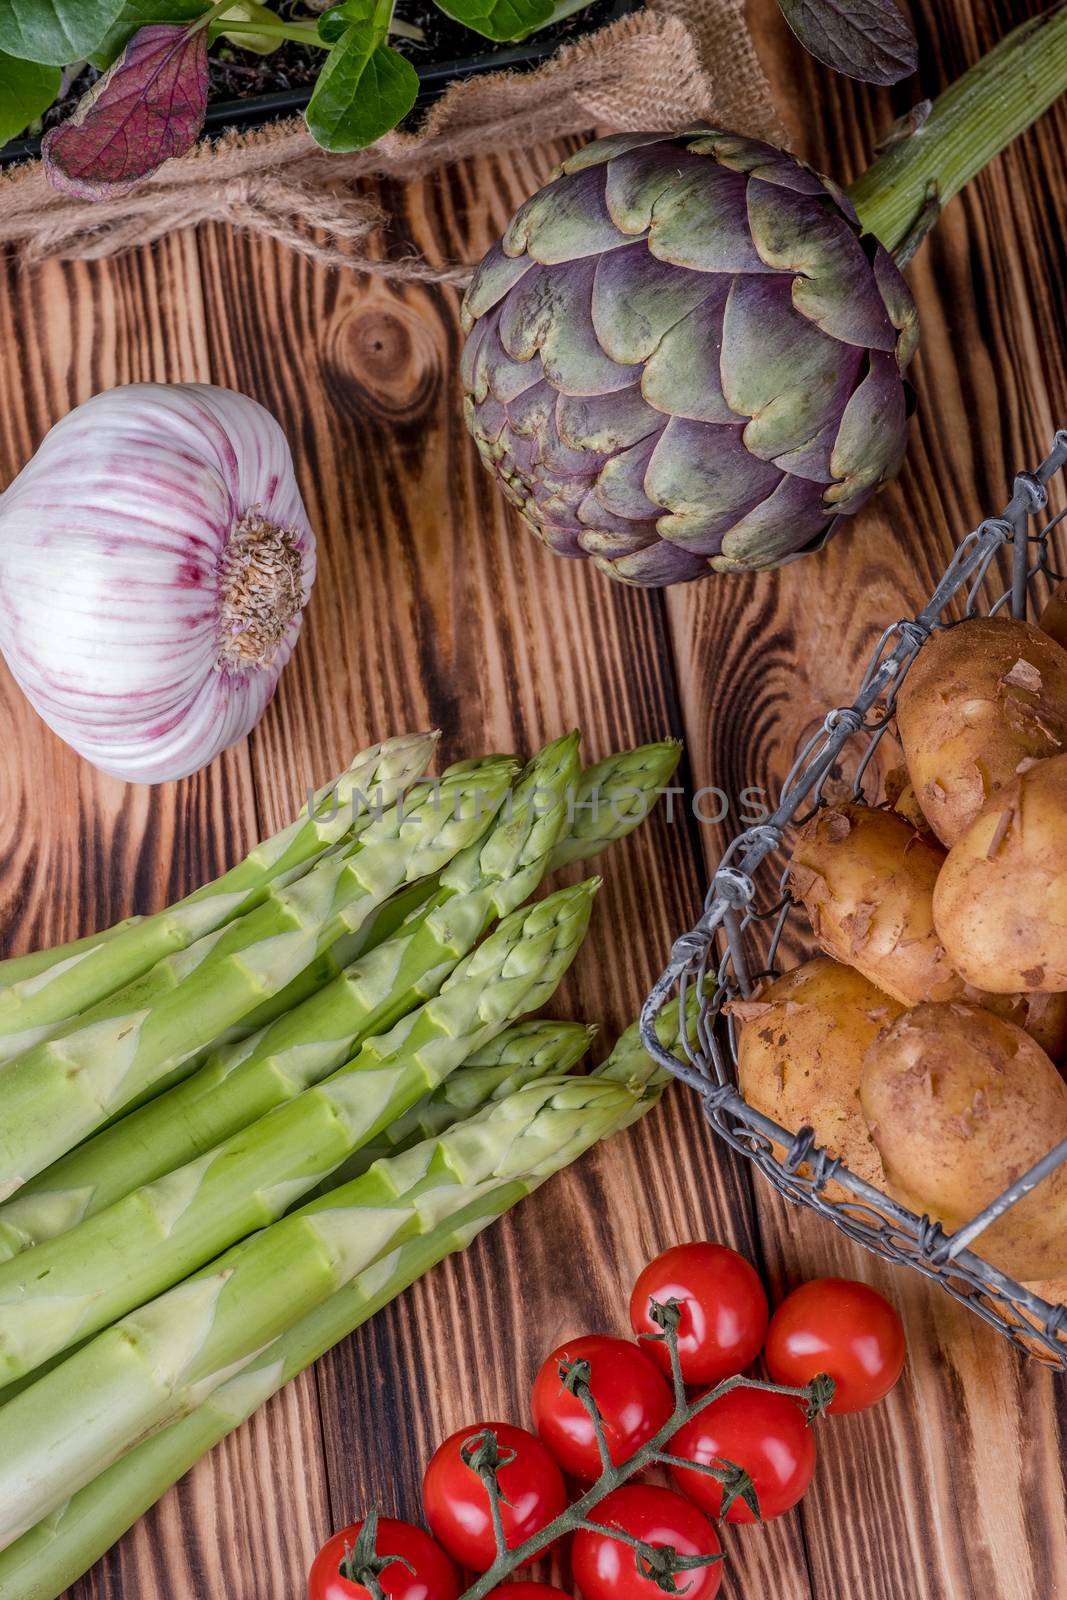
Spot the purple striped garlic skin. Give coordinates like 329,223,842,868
461,128,919,587
0,383,315,784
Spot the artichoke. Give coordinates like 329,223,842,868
461,128,918,585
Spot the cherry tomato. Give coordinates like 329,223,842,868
485,1587,573,1598
531,1335,673,1481
670,1387,816,1522
765,1277,905,1414
308,1518,459,1600
422,1421,567,1572
571,1485,722,1600
629,1242,768,1387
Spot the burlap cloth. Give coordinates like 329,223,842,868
0,0,783,276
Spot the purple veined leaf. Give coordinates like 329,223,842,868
777,0,918,86
42,22,208,199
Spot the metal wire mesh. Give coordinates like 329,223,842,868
641,430,1067,1369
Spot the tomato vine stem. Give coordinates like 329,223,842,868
454,1301,835,1599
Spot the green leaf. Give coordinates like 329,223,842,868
432,0,552,42
219,0,282,55
89,0,205,68
0,49,59,142
0,0,128,64
306,23,417,151
317,0,376,44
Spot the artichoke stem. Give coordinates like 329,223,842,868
848,2,1067,262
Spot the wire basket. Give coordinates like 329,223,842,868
641,430,1067,1369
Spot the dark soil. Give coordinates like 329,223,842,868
32,0,621,139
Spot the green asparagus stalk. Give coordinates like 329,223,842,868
0,920,143,989
0,733,437,1063
0,880,598,1387
323,736,684,954
0,757,517,1201
0,738,580,1260
313,1017,597,1190
549,738,682,868
0,1023,662,1557
0,1021,669,1598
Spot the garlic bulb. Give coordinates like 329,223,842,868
0,383,316,784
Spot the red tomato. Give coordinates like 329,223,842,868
531,1335,673,1481
422,1421,567,1572
629,1242,768,1387
485,1588,573,1598
765,1277,906,1414
571,1485,722,1600
670,1387,816,1522
308,1518,459,1600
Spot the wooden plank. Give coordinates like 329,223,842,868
666,4,1067,1599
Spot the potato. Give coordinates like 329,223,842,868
1039,579,1067,652
788,802,961,1005
861,1002,1067,1280
895,615,1067,846
933,754,1067,993
734,957,901,1191
884,765,934,836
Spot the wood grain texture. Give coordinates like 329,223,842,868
0,1,1063,1596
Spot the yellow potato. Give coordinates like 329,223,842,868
1039,579,1067,653
895,616,1067,846
788,802,960,1005
861,1002,1067,1280
884,764,934,836
933,753,1067,993
735,957,901,1191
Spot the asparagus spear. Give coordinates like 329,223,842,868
314,1017,596,1190
0,1022,661,1556
0,733,437,1063
0,920,143,989
0,756,516,1201
0,880,598,1386
550,737,682,868
0,737,580,1260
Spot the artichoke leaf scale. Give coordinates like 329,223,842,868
745,178,898,351
645,416,782,550
593,433,664,523
873,246,920,368
504,163,634,265
561,131,681,177
461,243,537,326
769,419,838,486
499,258,634,397
555,385,659,455
687,130,828,197
601,140,699,235
594,538,710,585
720,275,866,460
646,163,773,275
590,241,713,366
640,285,736,425
827,349,909,507
712,471,841,572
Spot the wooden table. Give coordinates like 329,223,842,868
1,2,1064,1595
